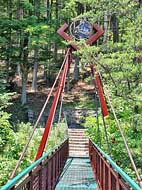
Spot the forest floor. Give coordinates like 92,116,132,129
7,65,96,125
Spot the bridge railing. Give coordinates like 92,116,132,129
1,138,69,190
89,140,141,190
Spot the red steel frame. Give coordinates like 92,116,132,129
90,65,108,117
57,23,77,50
58,22,108,117
86,24,104,45
95,74,108,117
35,55,69,160
57,23,104,49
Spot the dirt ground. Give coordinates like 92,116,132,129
8,66,95,125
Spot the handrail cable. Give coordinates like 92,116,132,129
100,108,111,155
10,48,70,179
98,71,142,188
95,91,102,147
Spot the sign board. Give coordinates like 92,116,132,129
70,19,93,40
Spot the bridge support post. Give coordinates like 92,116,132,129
39,163,42,190
52,152,56,189
48,158,52,190
45,156,49,190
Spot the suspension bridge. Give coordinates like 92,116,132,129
1,21,142,190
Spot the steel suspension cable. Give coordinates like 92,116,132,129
58,61,69,124
99,72,142,188
10,48,70,179
95,91,102,147
94,77,111,154
91,59,142,185
58,58,71,140
95,72,111,155
90,65,110,153
58,56,70,123
95,80,110,152
35,55,69,160
101,110,111,155
58,92,63,123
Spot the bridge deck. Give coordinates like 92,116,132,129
55,157,98,190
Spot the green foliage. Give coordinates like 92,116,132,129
0,111,12,152
84,113,142,179
0,73,11,109
0,119,67,186
46,122,68,150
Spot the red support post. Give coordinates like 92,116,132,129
57,23,72,41
57,23,78,50
103,161,105,190
52,153,56,189
95,74,108,117
35,57,69,160
57,23,104,49
90,65,108,117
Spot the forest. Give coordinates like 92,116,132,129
0,0,142,187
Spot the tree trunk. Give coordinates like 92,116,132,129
138,0,141,7
49,0,53,20
34,0,40,18
103,11,109,43
31,47,39,92
54,0,59,65
31,0,40,92
127,78,131,90
17,0,23,78
77,2,84,14
43,1,49,84
44,64,47,83
21,72,28,105
132,105,139,133
17,0,23,19
111,14,119,43
84,3,87,13
74,55,79,81
44,0,49,17
54,43,58,64
17,0,28,105
6,0,12,82
20,32,29,105
17,64,21,76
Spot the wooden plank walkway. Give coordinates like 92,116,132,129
55,158,98,190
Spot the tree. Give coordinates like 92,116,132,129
31,0,40,92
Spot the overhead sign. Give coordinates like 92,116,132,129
69,19,93,40
57,19,104,49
